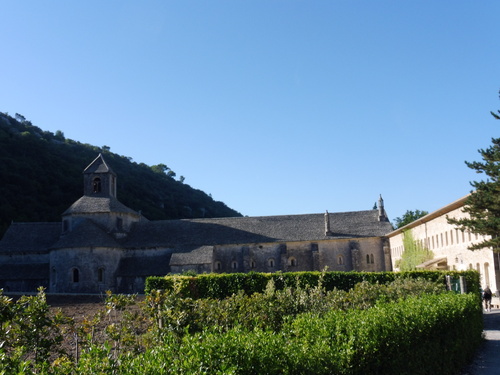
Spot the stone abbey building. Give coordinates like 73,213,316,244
0,154,394,293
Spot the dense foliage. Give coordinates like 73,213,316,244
392,209,428,229
0,112,241,237
0,275,482,374
145,269,480,299
397,230,434,271
447,94,500,250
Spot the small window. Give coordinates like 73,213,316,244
215,261,222,271
231,261,238,270
52,268,57,286
366,254,370,264
337,255,344,265
72,268,79,283
250,260,256,269
63,219,70,233
268,258,275,268
98,268,105,283
288,257,297,267
93,177,102,193
370,254,374,264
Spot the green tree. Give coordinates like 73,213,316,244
393,210,428,229
398,230,434,271
447,93,500,251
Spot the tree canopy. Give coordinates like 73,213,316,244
447,92,500,251
393,210,428,229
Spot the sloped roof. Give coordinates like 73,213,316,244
84,153,115,174
51,219,121,249
0,263,49,279
386,195,469,237
1,208,392,254
116,253,172,276
170,246,214,265
0,223,60,253
416,257,448,269
62,196,140,216
124,210,393,248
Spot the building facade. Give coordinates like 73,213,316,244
387,195,500,293
0,154,394,294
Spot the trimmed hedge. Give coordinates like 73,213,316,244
111,292,482,375
145,270,480,299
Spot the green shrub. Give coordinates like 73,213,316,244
146,270,480,301
121,292,481,375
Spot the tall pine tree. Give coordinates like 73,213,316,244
448,92,500,251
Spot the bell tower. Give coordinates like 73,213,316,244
83,154,117,198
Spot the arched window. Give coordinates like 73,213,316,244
215,261,222,271
337,255,344,265
93,177,101,193
484,263,491,287
231,261,238,270
250,260,256,269
370,254,374,264
72,268,79,283
288,257,297,267
98,268,105,283
63,219,70,233
268,258,275,268
366,254,370,264
52,267,57,286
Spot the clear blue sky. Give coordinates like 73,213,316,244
1,1,500,222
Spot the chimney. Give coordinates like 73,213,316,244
325,211,333,236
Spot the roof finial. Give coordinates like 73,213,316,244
378,194,387,222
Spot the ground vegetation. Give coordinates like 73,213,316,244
0,273,482,374
0,112,241,237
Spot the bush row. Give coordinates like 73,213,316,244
145,270,480,299
0,275,482,374
145,277,449,335
71,293,482,375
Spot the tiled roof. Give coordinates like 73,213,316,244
170,246,214,265
51,219,121,249
124,210,393,248
0,209,392,254
0,223,60,253
116,253,172,276
84,153,115,174
62,196,140,216
0,263,49,279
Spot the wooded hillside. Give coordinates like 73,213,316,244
0,112,242,237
